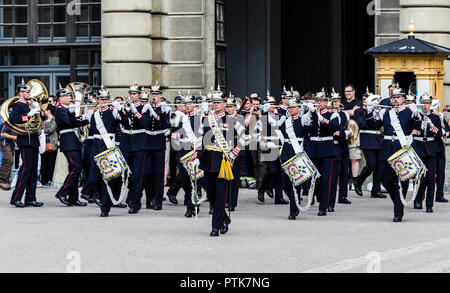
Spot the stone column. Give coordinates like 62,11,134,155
101,0,153,98
152,0,214,100
400,0,450,105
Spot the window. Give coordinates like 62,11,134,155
0,0,28,43
37,0,67,42
75,0,100,42
215,0,226,91
72,48,101,91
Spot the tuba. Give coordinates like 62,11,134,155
346,119,360,146
65,82,93,142
0,79,49,135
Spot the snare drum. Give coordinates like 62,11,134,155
94,147,128,181
387,146,423,182
281,152,315,187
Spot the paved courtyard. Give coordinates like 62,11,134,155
1,187,450,273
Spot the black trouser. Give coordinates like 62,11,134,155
123,151,147,210
11,146,38,203
230,156,243,207
0,141,15,184
311,157,337,211
177,158,195,210
381,162,404,218
435,150,446,200
99,174,123,214
338,152,350,200
40,150,57,185
205,172,230,229
259,159,283,201
246,148,264,184
167,154,183,198
80,159,98,198
57,150,83,203
357,149,383,195
81,153,92,185
281,170,300,214
329,158,341,209
415,156,436,208
143,150,166,206
167,151,178,186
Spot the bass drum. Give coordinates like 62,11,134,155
51,149,69,189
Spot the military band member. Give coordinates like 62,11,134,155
142,82,171,211
54,85,91,207
88,86,124,217
277,87,290,117
303,89,340,216
378,87,419,222
197,89,248,236
353,91,386,198
255,93,289,206
412,93,442,213
9,79,44,208
329,90,352,211
80,97,97,204
119,82,151,214
434,106,450,203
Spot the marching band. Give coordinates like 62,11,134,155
3,78,450,236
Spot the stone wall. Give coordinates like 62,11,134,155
101,0,215,100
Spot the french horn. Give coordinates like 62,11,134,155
65,82,93,143
0,79,49,135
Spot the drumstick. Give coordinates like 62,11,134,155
237,97,249,115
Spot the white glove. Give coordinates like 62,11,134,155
130,103,138,114
317,112,324,124
202,102,209,114
266,142,277,149
84,109,94,121
112,101,122,111
301,114,312,126
31,102,40,109
263,103,271,113
366,101,375,113
409,104,418,114
27,108,40,117
306,103,316,112
160,102,169,113
69,104,76,113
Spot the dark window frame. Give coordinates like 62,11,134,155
215,0,227,92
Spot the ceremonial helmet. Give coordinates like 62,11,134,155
150,81,162,95
405,91,416,104
263,91,276,105
98,84,110,100
226,92,237,106
288,96,302,108
391,86,405,98
174,92,184,105
56,83,72,99
211,86,225,103
196,91,207,104
128,81,140,94
280,86,289,99
184,91,196,105
315,87,329,101
206,86,215,102
362,86,373,100
330,87,341,102
139,87,149,102
419,92,433,104
16,78,31,94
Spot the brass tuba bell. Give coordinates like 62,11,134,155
0,79,49,135
65,82,93,143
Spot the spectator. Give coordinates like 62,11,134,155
40,105,58,187
0,123,16,190
48,95,57,106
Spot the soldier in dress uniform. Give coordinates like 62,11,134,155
54,85,91,207
277,86,290,117
378,87,420,222
255,93,289,206
278,96,309,220
329,89,352,212
353,91,386,199
197,88,248,236
9,79,44,208
143,81,171,211
88,86,124,217
165,92,187,205
119,82,151,214
434,106,450,203
303,88,340,216
80,95,97,204
225,94,249,211
412,93,442,213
